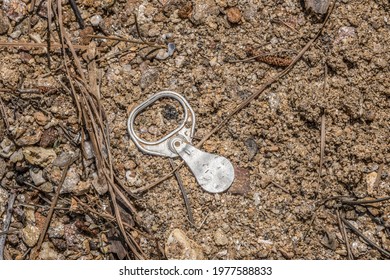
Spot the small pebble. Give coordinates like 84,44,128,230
140,68,159,90
10,149,24,163
0,186,9,216
0,158,6,180
23,147,56,167
245,138,258,160
39,182,53,193
226,7,242,24
214,228,229,246
90,15,103,26
0,137,16,158
304,0,330,15
21,225,40,248
33,112,48,126
3,0,28,22
0,10,10,34
39,127,59,148
30,168,46,186
165,228,205,260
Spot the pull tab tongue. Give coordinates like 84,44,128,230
172,138,235,193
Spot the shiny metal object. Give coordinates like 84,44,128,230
127,91,235,193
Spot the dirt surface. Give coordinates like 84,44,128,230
0,0,389,260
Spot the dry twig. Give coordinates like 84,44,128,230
319,64,327,177
336,209,353,259
87,35,164,48
341,196,390,206
36,156,78,251
169,159,194,225
341,217,390,258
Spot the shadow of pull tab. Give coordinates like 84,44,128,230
171,138,235,193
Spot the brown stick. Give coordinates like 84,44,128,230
0,42,99,50
341,196,390,206
336,209,353,259
36,156,78,251
341,217,390,258
319,64,327,177
169,159,194,224
87,35,164,48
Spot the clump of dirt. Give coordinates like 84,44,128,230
0,0,389,260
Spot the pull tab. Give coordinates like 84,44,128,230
171,138,235,193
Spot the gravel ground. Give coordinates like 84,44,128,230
0,0,389,260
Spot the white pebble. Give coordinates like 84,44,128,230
90,15,103,27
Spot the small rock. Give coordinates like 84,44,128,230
10,149,24,163
304,0,329,15
3,0,28,22
279,248,295,259
266,145,279,152
37,1,51,19
268,92,280,111
30,168,46,186
0,187,9,216
38,241,61,260
336,26,356,44
175,55,186,68
79,26,94,45
351,240,368,256
21,224,40,247
367,207,380,216
25,208,36,224
83,141,94,160
366,172,377,195
163,104,179,120
178,2,193,19
33,112,48,126
91,174,108,195
0,158,6,180
0,10,10,34
15,130,42,146
74,181,91,196
39,181,53,193
226,7,241,24
51,238,67,252
253,192,261,206
125,170,143,187
140,68,159,90
7,234,19,246
155,43,176,60
48,220,65,239
61,167,81,194
53,151,76,167
0,137,16,158
23,146,56,167
90,15,102,26
9,29,21,39
39,127,59,148
191,0,219,25
165,229,205,260
209,57,218,66
214,228,229,246
245,138,258,160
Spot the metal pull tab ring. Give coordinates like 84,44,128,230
127,91,235,193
